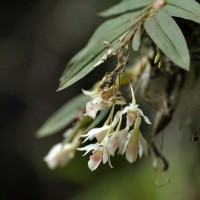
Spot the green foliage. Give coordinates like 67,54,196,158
38,0,200,137
144,9,190,70
58,0,200,91
132,24,142,51
37,94,89,137
99,0,154,17
164,0,200,23
37,96,110,138
39,0,200,173
58,10,146,90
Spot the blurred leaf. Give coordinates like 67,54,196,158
59,11,145,90
63,115,92,143
132,25,141,51
164,0,200,23
99,0,154,17
144,9,190,70
37,94,89,138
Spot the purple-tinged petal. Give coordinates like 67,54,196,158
107,132,119,156
88,151,102,171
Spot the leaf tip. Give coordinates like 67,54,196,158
35,130,44,138
185,64,190,71
57,82,67,92
97,12,106,17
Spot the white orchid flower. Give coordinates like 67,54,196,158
82,89,126,119
124,130,139,163
77,143,109,171
81,125,110,143
122,117,148,163
106,128,129,156
77,143,100,155
118,127,129,154
83,89,112,119
88,146,109,171
123,130,148,163
86,97,112,119
81,109,122,143
44,142,76,169
123,103,151,126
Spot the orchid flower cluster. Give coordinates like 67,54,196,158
44,69,151,171
44,129,81,170
78,82,151,171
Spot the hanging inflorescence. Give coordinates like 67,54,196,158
40,0,200,171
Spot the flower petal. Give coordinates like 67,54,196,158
107,132,119,156
118,128,129,154
77,143,99,156
102,148,109,164
125,129,140,163
88,151,102,171
139,132,148,157
44,143,63,169
85,100,99,119
138,141,143,158
126,113,136,128
85,97,109,119
44,143,75,169
82,89,98,97
136,107,151,124
81,126,109,143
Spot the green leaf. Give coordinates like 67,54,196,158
144,9,190,70
99,0,154,17
59,42,121,90
132,25,141,51
59,11,145,90
164,0,200,23
36,94,89,138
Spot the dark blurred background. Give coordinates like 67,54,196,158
0,0,117,199
0,0,200,200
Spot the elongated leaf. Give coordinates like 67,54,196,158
62,115,91,143
164,1,200,23
144,9,190,70
60,12,138,83
99,0,154,17
37,94,89,137
132,25,141,51
59,11,145,90
59,42,121,90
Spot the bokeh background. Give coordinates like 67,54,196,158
0,0,200,200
